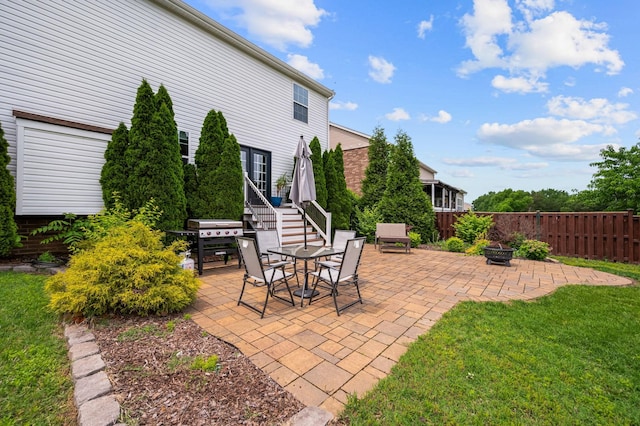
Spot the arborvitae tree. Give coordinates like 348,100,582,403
155,84,174,116
192,110,224,218
0,122,19,256
149,102,187,230
324,149,350,230
309,136,327,208
210,134,244,219
332,144,352,229
183,163,198,218
378,130,435,242
126,79,157,210
100,122,129,208
360,126,390,209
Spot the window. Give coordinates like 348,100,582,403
293,83,308,123
179,130,189,164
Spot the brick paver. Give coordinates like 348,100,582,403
189,245,632,417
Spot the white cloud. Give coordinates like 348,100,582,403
368,55,396,84
417,16,434,39
547,95,637,125
442,156,547,170
205,0,327,50
618,87,634,97
477,117,612,160
385,107,410,121
491,75,548,93
420,110,452,123
286,54,324,79
329,100,358,111
458,1,624,91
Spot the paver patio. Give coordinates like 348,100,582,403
188,244,632,416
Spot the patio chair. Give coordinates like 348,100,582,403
255,229,299,285
236,237,295,318
317,229,356,269
374,223,410,253
308,237,366,316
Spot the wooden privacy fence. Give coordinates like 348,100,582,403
435,210,640,264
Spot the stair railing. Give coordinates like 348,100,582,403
244,174,283,239
294,200,332,246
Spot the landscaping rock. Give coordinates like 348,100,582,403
74,371,112,406
77,395,120,426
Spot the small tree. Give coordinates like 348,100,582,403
0,122,19,256
210,134,244,219
324,149,350,230
378,130,435,242
183,163,198,218
126,79,157,210
360,126,390,210
588,143,640,213
191,110,225,218
100,122,129,208
309,136,327,208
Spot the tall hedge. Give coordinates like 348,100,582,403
326,145,352,230
126,79,157,210
360,126,390,209
210,134,244,219
309,136,327,208
191,110,225,218
100,122,129,208
125,79,186,230
378,130,435,242
0,122,19,256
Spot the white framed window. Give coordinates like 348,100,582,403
179,130,189,164
293,83,309,123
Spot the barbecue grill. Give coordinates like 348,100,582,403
174,219,244,275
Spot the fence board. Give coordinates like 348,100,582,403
436,210,640,264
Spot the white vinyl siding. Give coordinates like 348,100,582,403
15,119,110,215
0,0,332,214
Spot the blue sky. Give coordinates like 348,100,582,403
184,0,640,203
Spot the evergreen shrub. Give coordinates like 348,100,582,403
445,237,466,253
452,212,494,244
45,220,200,317
465,238,491,255
516,239,550,261
355,205,383,243
408,231,422,248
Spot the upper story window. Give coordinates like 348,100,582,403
293,84,309,123
179,130,189,164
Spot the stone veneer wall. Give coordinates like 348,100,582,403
342,147,369,196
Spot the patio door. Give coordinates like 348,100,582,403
240,146,271,203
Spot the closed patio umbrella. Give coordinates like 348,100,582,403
289,135,316,249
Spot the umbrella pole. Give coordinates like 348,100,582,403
303,207,307,249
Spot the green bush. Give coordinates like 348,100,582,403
409,231,422,248
452,212,493,244
517,239,550,261
45,221,200,317
355,206,383,243
445,237,466,253
465,238,491,255
507,231,527,250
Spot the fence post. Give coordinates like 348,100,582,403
536,210,541,241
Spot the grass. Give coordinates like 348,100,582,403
551,255,640,281
0,271,74,425
340,263,640,424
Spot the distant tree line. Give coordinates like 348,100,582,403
472,143,640,214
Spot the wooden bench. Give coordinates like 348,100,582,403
375,223,410,253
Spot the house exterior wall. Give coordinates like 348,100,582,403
342,146,369,196
0,0,333,215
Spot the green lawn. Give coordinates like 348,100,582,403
340,269,640,424
0,271,74,425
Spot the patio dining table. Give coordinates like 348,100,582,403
268,245,344,307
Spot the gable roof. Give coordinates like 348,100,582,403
154,0,334,99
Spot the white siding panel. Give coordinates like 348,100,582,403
1,0,331,212
16,119,109,215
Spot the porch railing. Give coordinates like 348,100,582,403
243,174,283,238
295,200,332,246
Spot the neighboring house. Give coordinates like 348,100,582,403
329,123,466,212
0,0,334,220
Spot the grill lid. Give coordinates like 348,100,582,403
187,219,243,230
